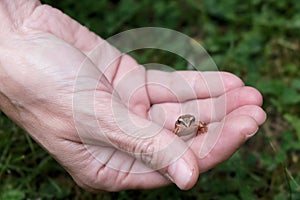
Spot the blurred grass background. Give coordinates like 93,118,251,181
1,0,300,199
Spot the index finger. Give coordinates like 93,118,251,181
146,71,244,104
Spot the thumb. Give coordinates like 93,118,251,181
103,110,200,190
73,88,199,189
154,134,200,190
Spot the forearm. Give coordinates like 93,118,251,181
0,0,41,115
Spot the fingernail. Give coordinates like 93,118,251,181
167,158,194,189
246,127,259,138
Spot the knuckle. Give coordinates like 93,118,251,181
134,138,157,167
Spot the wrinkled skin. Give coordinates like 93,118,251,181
0,1,266,191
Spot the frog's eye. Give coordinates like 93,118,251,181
189,116,195,123
177,117,184,124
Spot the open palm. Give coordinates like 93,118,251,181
0,1,266,191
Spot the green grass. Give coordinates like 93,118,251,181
1,0,300,199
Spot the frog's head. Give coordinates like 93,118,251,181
176,114,195,127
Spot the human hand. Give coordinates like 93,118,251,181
0,1,266,191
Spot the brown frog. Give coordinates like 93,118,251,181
173,114,207,139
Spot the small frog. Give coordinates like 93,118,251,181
173,114,207,139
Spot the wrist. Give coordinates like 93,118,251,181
0,0,41,33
